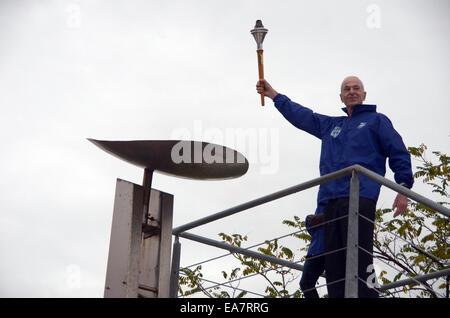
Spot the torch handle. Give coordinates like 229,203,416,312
257,49,265,106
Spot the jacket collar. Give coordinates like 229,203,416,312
341,104,377,116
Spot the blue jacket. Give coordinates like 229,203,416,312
274,94,414,204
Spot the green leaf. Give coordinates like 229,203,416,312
281,247,294,259
236,291,247,298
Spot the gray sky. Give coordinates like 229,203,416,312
0,0,448,297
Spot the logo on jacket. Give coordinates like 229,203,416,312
357,122,367,129
330,126,342,138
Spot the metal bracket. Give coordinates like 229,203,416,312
142,221,160,239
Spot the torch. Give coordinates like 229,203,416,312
250,20,268,106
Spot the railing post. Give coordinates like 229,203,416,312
169,236,181,298
345,170,359,298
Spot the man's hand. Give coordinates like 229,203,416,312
392,193,408,217
256,79,278,100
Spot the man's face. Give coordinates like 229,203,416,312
340,77,367,108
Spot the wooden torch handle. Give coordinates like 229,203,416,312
257,49,264,106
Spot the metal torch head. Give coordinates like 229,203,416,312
250,19,268,50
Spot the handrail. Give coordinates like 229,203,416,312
178,231,309,273
173,164,449,236
379,267,450,291
171,164,450,298
172,165,356,235
354,164,450,218
179,230,450,294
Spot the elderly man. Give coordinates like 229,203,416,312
256,76,414,298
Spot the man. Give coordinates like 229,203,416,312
256,76,414,298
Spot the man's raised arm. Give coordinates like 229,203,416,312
255,79,330,140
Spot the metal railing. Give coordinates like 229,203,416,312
169,164,450,298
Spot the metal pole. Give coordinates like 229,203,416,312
345,170,359,298
379,267,450,292
172,164,449,237
178,231,315,274
354,165,450,218
142,168,154,223
172,165,356,235
169,236,181,298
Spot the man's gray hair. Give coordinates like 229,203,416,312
341,76,365,92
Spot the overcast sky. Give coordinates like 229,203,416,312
0,0,448,297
